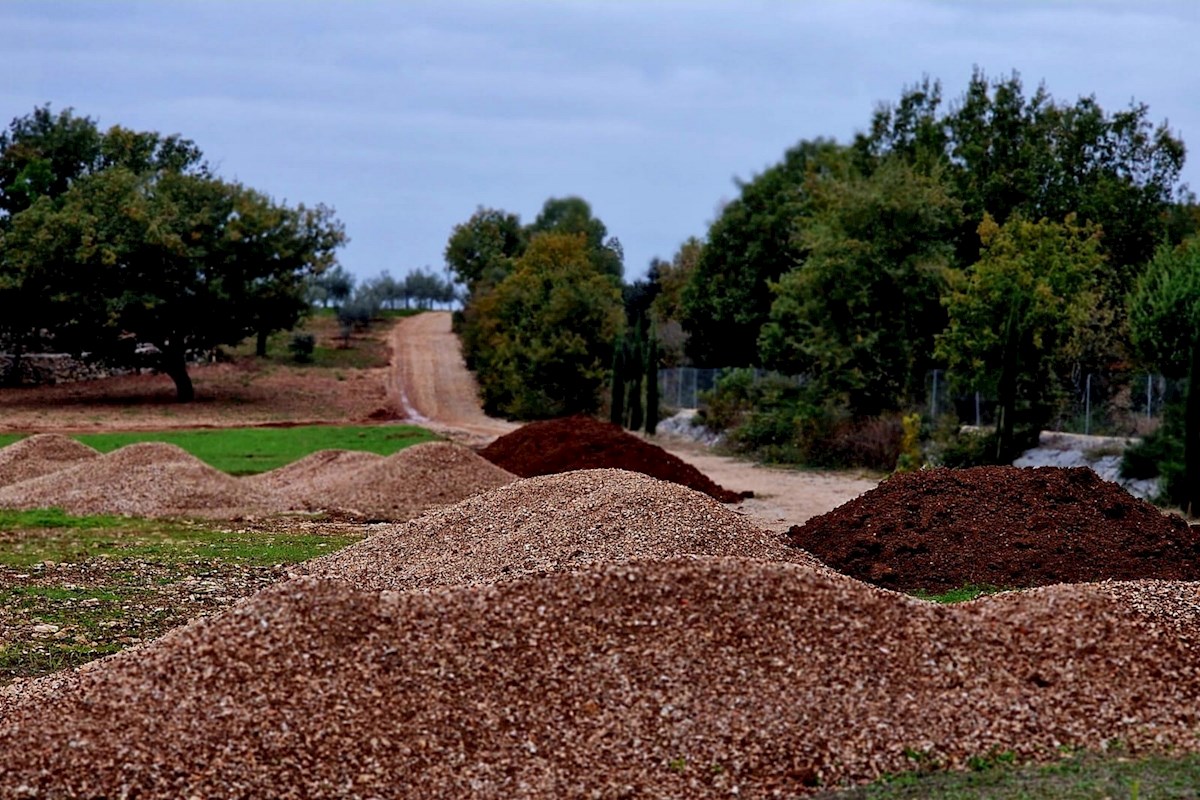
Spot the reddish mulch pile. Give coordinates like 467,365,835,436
479,415,746,503
786,466,1200,593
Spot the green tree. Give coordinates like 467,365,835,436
681,139,845,366
936,213,1108,461
462,232,624,418
1128,239,1200,513
1,167,345,401
758,159,962,416
0,105,104,217
444,207,526,290
527,196,624,280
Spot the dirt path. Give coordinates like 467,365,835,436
387,313,876,527
387,312,518,446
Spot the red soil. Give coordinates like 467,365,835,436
786,466,1200,593
479,415,747,503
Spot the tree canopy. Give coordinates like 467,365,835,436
0,106,345,400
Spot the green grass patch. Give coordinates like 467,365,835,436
813,748,1200,799
0,508,132,530
0,519,360,568
0,424,438,476
911,585,1004,604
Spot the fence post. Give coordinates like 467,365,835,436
1084,373,1091,435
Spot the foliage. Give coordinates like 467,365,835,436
894,413,923,472
649,237,701,366
759,158,962,416
1127,239,1200,512
460,232,625,418
680,138,844,366
307,264,355,307
936,214,1108,462
527,196,624,280
288,333,316,363
0,107,346,401
444,206,526,290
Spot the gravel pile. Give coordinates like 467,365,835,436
242,449,385,495
2,559,1198,797
480,415,746,503
305,468,823,590
788,466,1200,592
0,442,286,518
308,441,516,521
0,433,99,487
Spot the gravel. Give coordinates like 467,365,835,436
242,449,386,495
0,434,100,487
0,442,287,518
1,557,1198,798
304,468,824,590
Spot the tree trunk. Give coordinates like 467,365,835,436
256,329,269,357
163,350,195,403
1185,334,1200,516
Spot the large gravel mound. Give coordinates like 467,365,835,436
2,559,1197,797
480,415,745,502
788,466,1200,593
0,442,285,518
0,433,100,487
309,440,516,520
241,448,386,494
306,468,822,590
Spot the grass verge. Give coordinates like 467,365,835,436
813,747,1200,799
0,511,361,684
0,423,439,475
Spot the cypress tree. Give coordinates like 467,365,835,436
609,335,626,426
644,335,660,435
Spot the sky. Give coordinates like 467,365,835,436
2,1,1197,283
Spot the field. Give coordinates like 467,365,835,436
0,311,1198,798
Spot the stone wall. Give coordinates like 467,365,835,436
0,353,138,385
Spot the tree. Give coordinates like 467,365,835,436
461,232,624,418
527,196,624,280
681,139,845,366
0,105,104,217
650,237,702,366
309,265,354,308
936,214,1108,461
1128,238,1200,513
758,159,963,416
444,207,526,290
1,167,345,401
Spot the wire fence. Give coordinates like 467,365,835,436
660,366,1173,436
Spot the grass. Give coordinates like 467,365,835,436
0,423,439,475
0,511,362,683
231,309,422,369
0,513,360,568
910,585,1004,604
812,748,1200,798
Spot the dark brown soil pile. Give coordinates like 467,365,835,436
0,442,286,518
3,560,1199,797
309,441,516,521
0,434,100,487
480,415,745,502
305,468,824,590
787,466,1200,593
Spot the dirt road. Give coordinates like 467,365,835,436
389,312,876,527
387,312,518,445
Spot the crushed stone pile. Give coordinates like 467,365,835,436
241,448,386,495
0,442,286,518
2,559,1198,797
480,415,746,503
305,468,823,590
306,441,516,521
787,466,1200,593
0,433,100,487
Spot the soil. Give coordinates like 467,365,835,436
787,466,1200,593
481,415,747,503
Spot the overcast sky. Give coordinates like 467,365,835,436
2,1,1197,282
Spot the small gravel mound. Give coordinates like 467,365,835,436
2,560,1198,797
787,466,1200,593
480,415,746,502
0,442,284,518
0,434,100,486
241,449,386,494
311,441,516,521
306,468,822,590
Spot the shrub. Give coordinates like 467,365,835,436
287,333,316,363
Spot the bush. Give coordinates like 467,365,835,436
1122,398,1184,504
287,333,316,363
